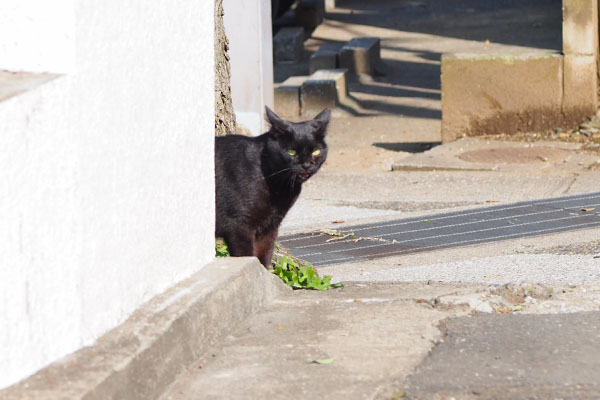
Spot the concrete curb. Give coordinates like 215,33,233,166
391,137,596,173
1,257,288,400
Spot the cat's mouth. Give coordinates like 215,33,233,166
298,172,311,180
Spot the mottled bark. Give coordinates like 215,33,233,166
214,0,236,136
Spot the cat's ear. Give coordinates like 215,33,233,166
312,108,331,137
313,108,331,126
265,106,289,134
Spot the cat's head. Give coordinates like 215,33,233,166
265,107,330,182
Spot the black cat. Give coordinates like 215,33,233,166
215,107,330,267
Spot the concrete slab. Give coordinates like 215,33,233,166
309,49,338,74
339,37,381,75
391,137,596,172
160,283,450,400
301,68,348,114
273,27,305,63
275,75,308,117
0,258,287,400
158,279,600,399
309,43,343,74
441,53,564,142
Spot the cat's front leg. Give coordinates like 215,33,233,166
254,230,278,269
224,230,255,259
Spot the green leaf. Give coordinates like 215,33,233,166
215,240,230,257
313,357,335,365
270,252,344,291
307,266,315,280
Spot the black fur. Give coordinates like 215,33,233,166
215,107,330,267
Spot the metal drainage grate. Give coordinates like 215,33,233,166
279,192,600,267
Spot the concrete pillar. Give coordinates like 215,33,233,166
562,0,598,118
223,0,275,135
563,0,598,57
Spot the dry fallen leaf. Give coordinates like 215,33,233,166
581,207,596,212
326,234,353,242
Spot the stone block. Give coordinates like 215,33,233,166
309,43,342,74
339,37,381,75
563,54,598,121
563,0,598,56
441,53,564,143
310,50,337,74
325,0,342,10
301,69,348,114
274,75,307,118
295,0,325,29
273,27,305,62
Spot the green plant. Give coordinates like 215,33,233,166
215,240,230,257
215,240,343,291
272,256,343,291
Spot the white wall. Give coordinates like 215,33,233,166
0,0,215,389
223,0,274,135
0,0,75,73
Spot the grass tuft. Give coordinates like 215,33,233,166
215,240,343,290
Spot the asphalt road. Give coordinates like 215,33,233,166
405,312,600,399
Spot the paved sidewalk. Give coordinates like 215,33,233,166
161,1,600,398
160,281,600,400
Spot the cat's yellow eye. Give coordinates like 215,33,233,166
312,149,321,156
287,149,297,156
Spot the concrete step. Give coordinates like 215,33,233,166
275,69,348,117
274,75,308,117
302,69,348,115
309,42,344,74
273,27,305,63
339,37,381,75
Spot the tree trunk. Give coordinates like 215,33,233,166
214,0,236,136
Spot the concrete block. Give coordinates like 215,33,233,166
441,53,564,143
273,27,305,62
309,43,342,74
274,75,308,117
301,69,348,114
295,0,325,29
0,258,288,400
563,0,599,56
325,0,342,10
339,37,381,75
563,54,598,121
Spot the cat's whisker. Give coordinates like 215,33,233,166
267,168,292,178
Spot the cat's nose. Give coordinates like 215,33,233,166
302,163,312,171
